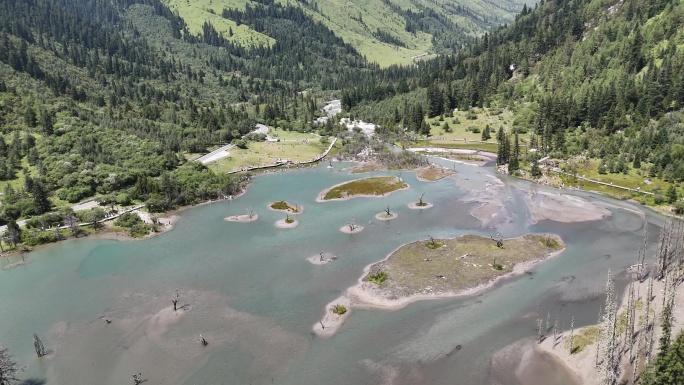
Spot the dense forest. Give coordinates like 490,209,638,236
343,0,684,202
0,0,381,230
0,0,682,231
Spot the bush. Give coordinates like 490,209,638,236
114,212,143,228
653,194,666,205
332,304,347,315
674,201,684,214
426,241,444,249
128,223,151,238
233,139,249,149
285,216,294,224
368,271,388,285
271,201,290,210
492,263,504,270
116,193,132,206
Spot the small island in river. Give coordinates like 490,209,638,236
314,233,565,337
269,200,303,214
317,176,408,201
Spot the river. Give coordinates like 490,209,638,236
0,158,661,385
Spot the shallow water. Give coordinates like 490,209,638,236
0,160,661,385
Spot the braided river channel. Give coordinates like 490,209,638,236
0,158,663,385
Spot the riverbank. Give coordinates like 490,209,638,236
313,234,565,337
534,265,684,385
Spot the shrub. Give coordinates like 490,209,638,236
368,271,388,285
285,217,294,224
116,193,132,206
128,223,151,238
115,212,143,228
271,201,290,210
332,304,347,315
426,241,444,249
653,194,666,205
674,201,684,215
492,263,504,271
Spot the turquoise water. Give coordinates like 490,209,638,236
0,161,660,385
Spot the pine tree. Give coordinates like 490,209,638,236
509,133,520,174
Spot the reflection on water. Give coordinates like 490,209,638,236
0,160,661,385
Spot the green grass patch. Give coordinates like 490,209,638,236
164,0,274,47
423,107,516,142
323,176,407,200
564,325,598,354
270,200,300,213
332,304,347,315
426,241,444,249
412,140,499,153
368,271,388,285
207,138,327,173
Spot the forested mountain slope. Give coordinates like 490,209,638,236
345,0,684,205
0,0,373,224
163,0,528,66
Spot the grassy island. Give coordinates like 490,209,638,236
269,201,302,213
321,177,408,200
416,166,456,182
364,234,564,298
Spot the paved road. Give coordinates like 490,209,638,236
196,144,235,164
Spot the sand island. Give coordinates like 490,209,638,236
317,176,408,201
314,233,565,337
415,165,456,182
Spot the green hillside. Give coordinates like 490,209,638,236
344,0,684,206
164,0,528,66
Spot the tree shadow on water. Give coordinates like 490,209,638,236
19,379,47,385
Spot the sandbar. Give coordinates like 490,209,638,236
340,225,364,234
523,190,612,224
307,253,337,265
375,212,398,221
224,214,259,223
407,202,433,209
275,219,299,229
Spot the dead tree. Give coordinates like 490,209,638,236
172,290,179,311
536,317,543,344
347,218,359,232
553,314,559,348
319,252,325,262
385,206,391,216
0,344,22,384
570,316,575,353
429,235,436,247
198,333,208,346
418,193,425,206
33,333,45,357
644,275,654,365
246,208,255,219
132,373,142,385
599,269,619,385
491,233,503,248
